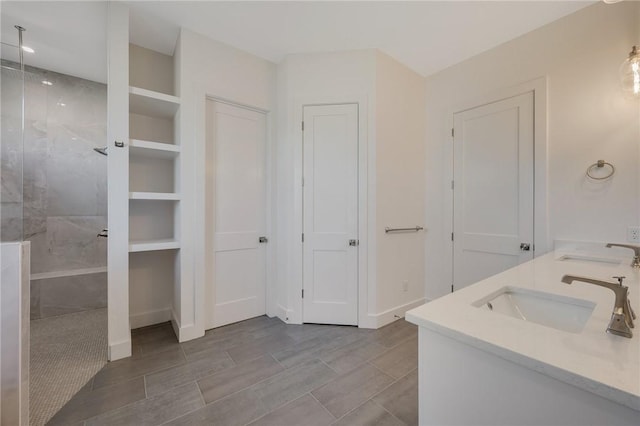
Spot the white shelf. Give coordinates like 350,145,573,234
129,86,180,118
129,239,180,253
129,192,180,201
130,139,180,159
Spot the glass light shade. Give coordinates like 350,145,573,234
620,46,640,98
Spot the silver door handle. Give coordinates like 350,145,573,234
520,243,531,251
259,236,268,243
349,239,359,247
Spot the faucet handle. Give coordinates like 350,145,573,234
612,276,626,285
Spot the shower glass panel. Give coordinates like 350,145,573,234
0,60,25,242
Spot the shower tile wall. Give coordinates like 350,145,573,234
1,64,25,241
1,61,108,319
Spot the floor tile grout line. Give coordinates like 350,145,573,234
363,362,407,401
93,352,187,390
79,380,204,426
269,352,286,370
308,390,337,421
201,356,340,424
198,355,287,406
159,383,206,426
143,375,148,399
317,357,340,375
369,397,409,426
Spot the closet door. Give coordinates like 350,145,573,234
302,104,359,325
207,100,267,328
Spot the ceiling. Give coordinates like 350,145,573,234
1,1,107,83
1,1,596,84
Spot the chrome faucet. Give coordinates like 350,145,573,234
561,275,636,338
606,243,640,268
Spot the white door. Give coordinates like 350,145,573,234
302,104,359,325
207,100,267,328
453,92,534,290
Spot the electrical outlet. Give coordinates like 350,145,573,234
628,226,640,243
402,280,409,292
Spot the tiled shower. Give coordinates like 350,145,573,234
0,60,107,319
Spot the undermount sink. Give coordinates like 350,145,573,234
473,286,595,333
556,253,622,266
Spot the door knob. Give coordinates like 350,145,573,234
259,236,268,243
349,239,359,247
520,243,531,251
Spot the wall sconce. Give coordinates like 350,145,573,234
620,45,640,98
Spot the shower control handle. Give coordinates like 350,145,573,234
114,141,124,148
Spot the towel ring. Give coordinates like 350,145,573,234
586,160,615,180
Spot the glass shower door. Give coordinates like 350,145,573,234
1,60,25,242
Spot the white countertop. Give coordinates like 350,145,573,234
406,250,640,412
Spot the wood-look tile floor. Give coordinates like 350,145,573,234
47,316,418,426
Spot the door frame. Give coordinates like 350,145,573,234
292,95,369,327
444,77,549,291
203,96,274,330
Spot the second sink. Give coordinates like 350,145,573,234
473,286,595,333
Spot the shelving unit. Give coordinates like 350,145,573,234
129,192,180,200
129,239,180,253
130,139,180,159
127,42,182,333
129,86,180,118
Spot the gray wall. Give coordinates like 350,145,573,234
1,63,25,242
1,61,108,318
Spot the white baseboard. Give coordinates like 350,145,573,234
171,310,204,342
367,298,426,329
129,307,172,329
108,339,131,361
276,304,298,324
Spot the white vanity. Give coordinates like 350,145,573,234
406,247,640,426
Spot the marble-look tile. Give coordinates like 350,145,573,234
34,271,107,318
30,279,41,320
29,216,106,273
46,123,100,217
0,126,23,205
22,120,48,239
0,202,22,242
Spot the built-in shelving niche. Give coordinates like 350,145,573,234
129,250,178,329
128,42,181,332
